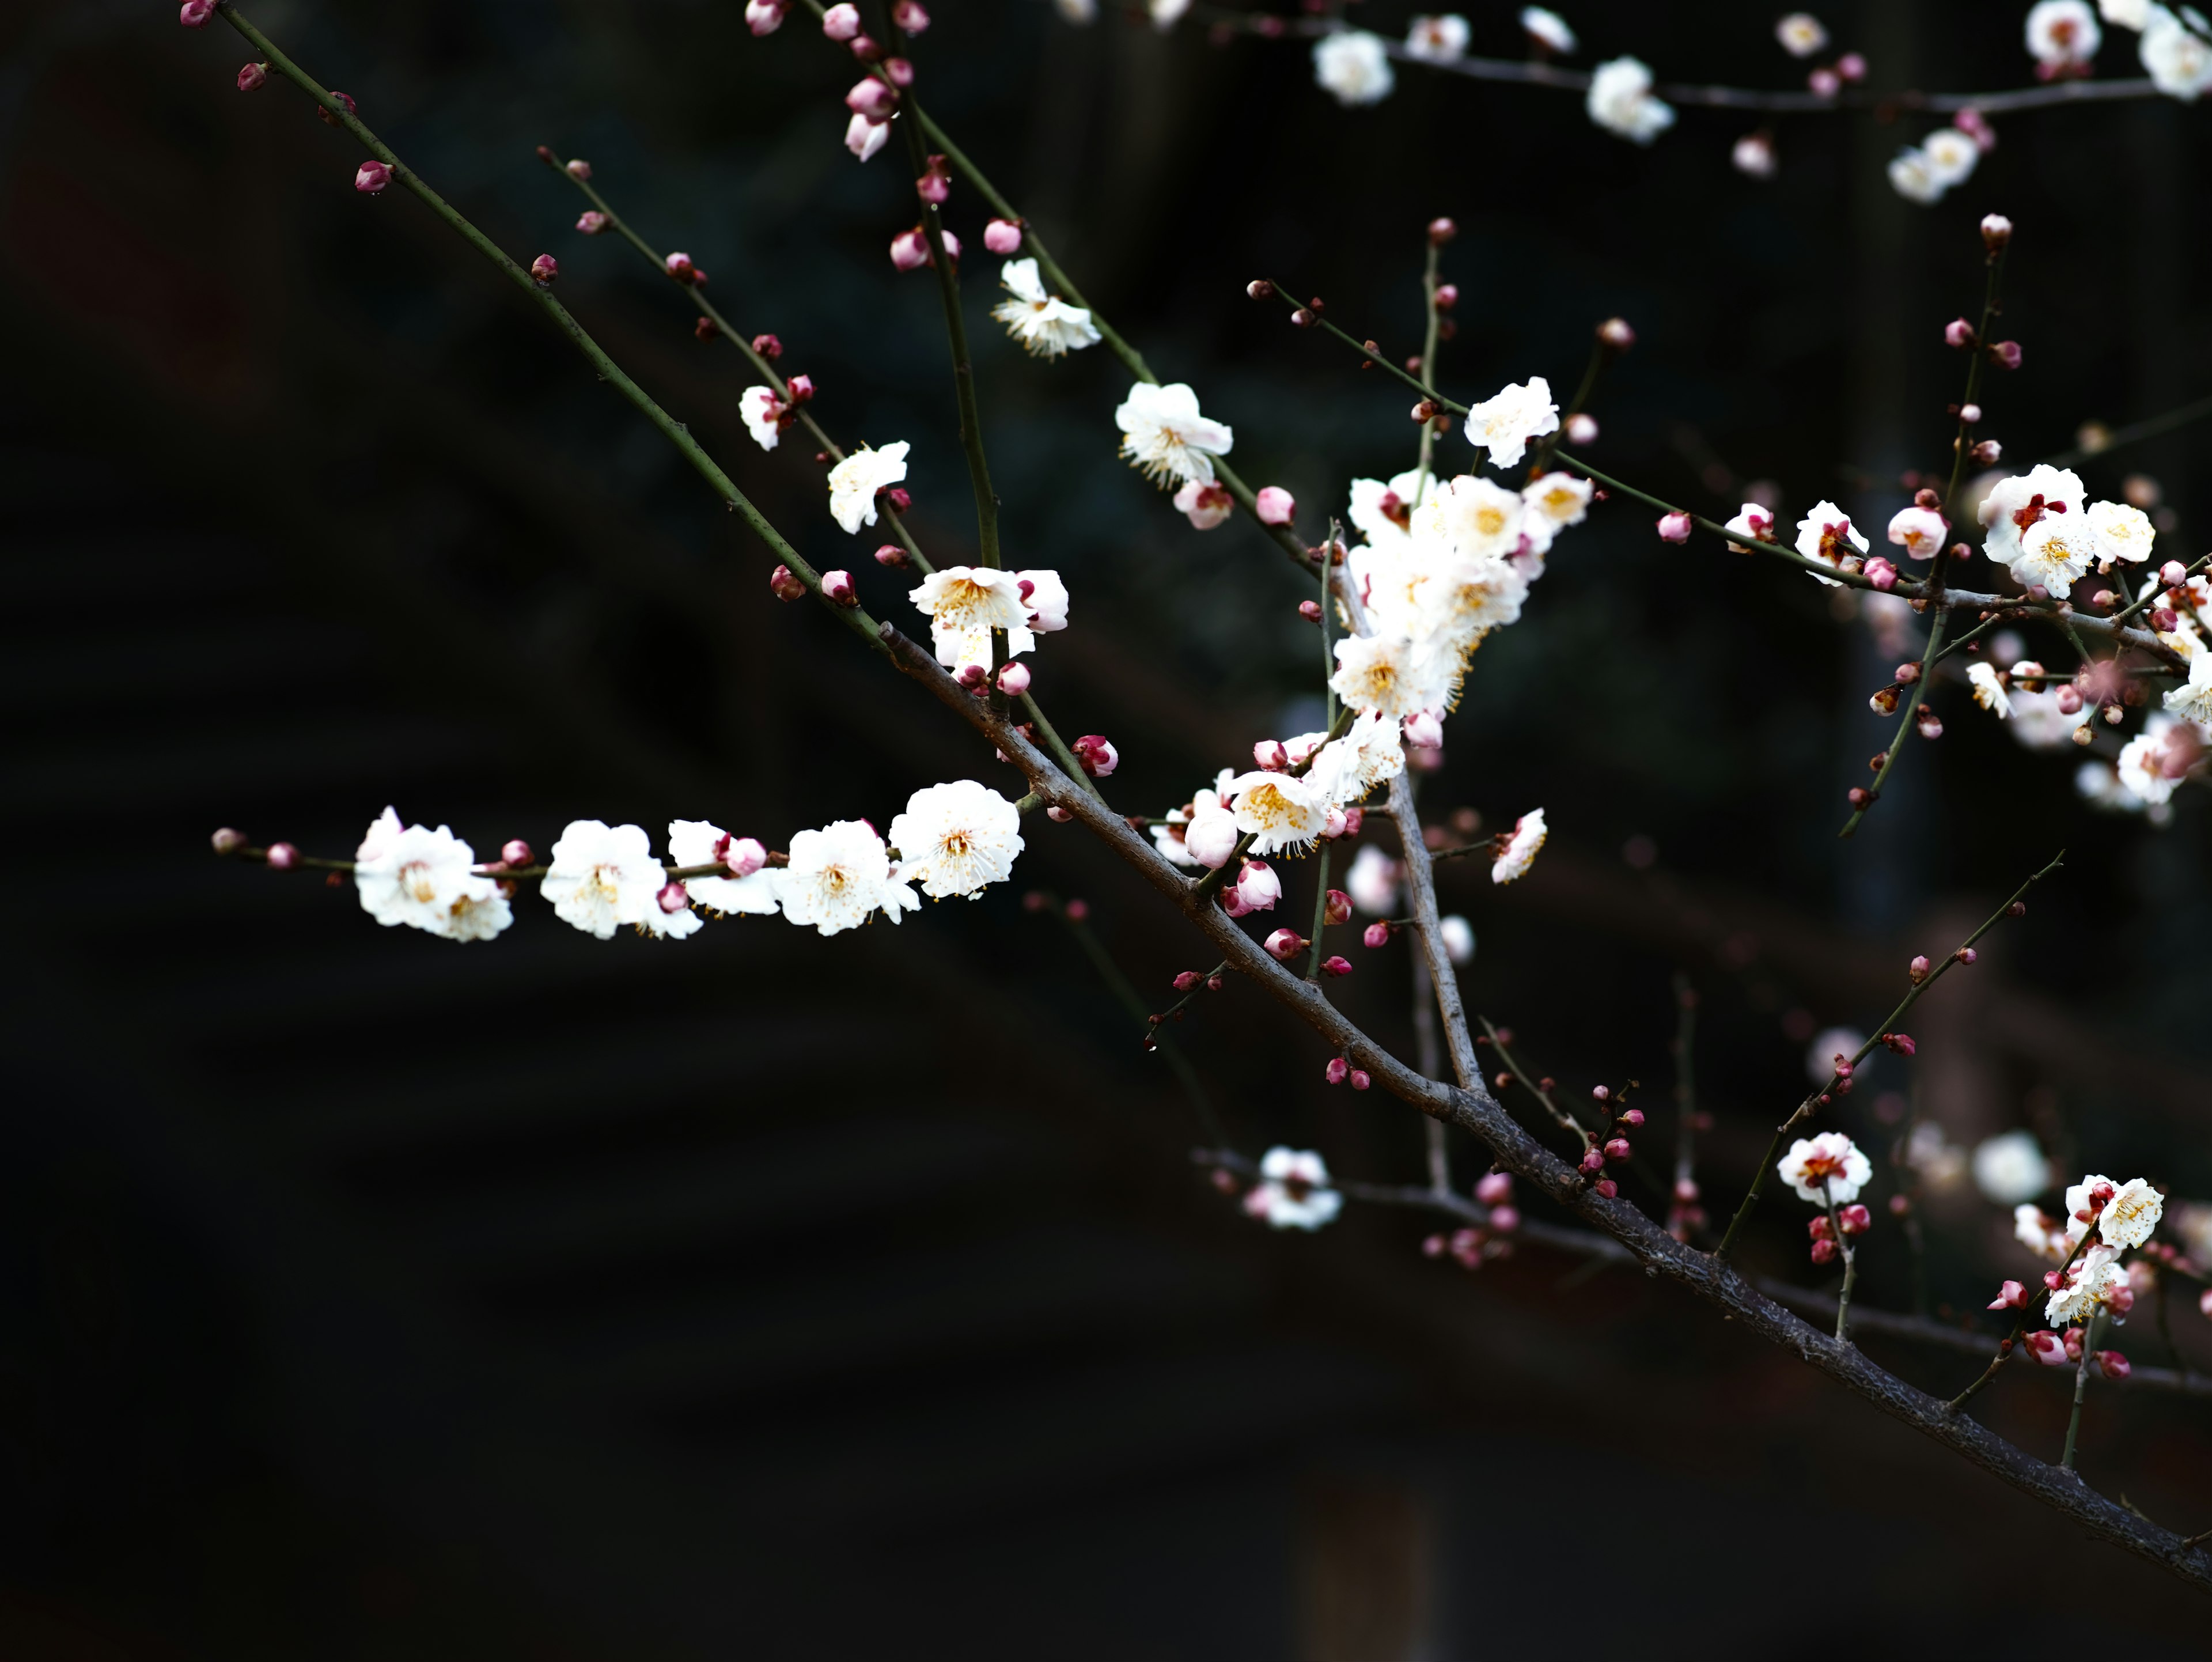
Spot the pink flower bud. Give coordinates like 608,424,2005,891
917,166,949,206
1072,734,1118,778
1597,317,1635,351
745,0,786,33
1266,928,1306,962
530,253,558,283
847,32,883,60
1987,340,2023,370
1252,739,1289,773
317,92,358,126
863,545,907,574
2110,1286,2137,1315
1881,1032,1916,1056
1657,511,1693,543
1431,282,1460,313
657,880,690,914
1321,956,1353,978
1839,1203,1871,1235
1349,1068,1372,1091
1954,946,1976,966
576,210,609,234
1864,556,1897,590
884,56,916,86
2055,685,2083,714
1428,217,1457,245
1046,805,1073,823
1593,1178,1619,1199
1835,50,1867,79
1184,816,1240,869
782,374,815,404
1591,1085,1611,1103
2096,1349,2131,1380
1810,1237,1839,1265
937,229,961,267
1970,439,2002,465
890,228,931,271
1980,213,2013,249
1809,1216,1833,1240
501,838,533,866
237,62,268,92
1908,954,1931,982
892,0,932,28
355,160,391,194
1362,921,1393,949
1808,66,1842,96
822,2,862,37
1323,888,1353,926
1603,1137,1631,1163
847,78,900,120
955,664,988,692
1960,403,1982,423
1565,412,1599,445
266,842,299,869
995,661,1031,696
665,251,695,281
1172,970,1201,993
2064,1328,2085,1362
1402,710,1443,749
1674,1178,1700,1203
1234,860,1282,913
821,569,859,607
1468,1173,1510,1207
211,827,248,855
1255,486,1296,526
2158,558,2188,587
768,563,808,602
1325,1057,1350,1085
983,218,1024,256
1578,1147,1605,1176
180,0,214,25
1620,1108,1645,1127
1988,1279,2028,1310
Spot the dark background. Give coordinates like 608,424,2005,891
3,0,2209,1655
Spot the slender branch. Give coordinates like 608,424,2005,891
1823,1180,1857,1343
1841,599,1948,839
2040,389,2212,470
2062,1313,2100,1471
1476,1015,1592,1149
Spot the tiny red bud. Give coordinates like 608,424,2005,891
530,253,559,283
1325,1057,1350,1086
1348,1069,1372,1091
752,332,783,359
211,827,248,855
237,62,268,92
768,563,808,602
1427,217,1457,245
502,839,533,866
265,842,299,870
1321,955,1354,978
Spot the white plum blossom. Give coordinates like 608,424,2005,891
2101,0,2152,25
1887,147,1944,205
991,259,1100,358
2027,0,2102,69
888,780,1024,899
2011,686,2092,749
1922,127,1981,187
1153,782,1236,868
2099,1176,2166,1248
1492,809,1546,885
1725,502,1777,550
1967,661,2013,718
1887,505,1948,558
1438,914,1475,964
1346,845,1399,915
1313,31,1395,105
1520,6,1577,52
2017,1203,2075,1261
1521,471,1593,550
828,441,910,533
2116,720,2185,806
1305,710,1407,806
1776,13,1829,56
910,566,1028,669
774,819,918,935
2142,5,2212,97
2047,1244,2128,1326
1244,1147,1343,1230
1405,13,1469,60
2014,517,2100,593
1224,768,1332,856
1979,465,2088,567
2086,498,2156,563
1430,475,1525,560
1973,1131,2051,1205
1586,57,1676,144
1149,0,1190,28
1794,500,1868,587
1732,132,1779,178
1115,381,1233,486
1778,1132,1873,1205
1348,468,1436,548
666,819,781,916
2076,757,2149,815
2164,646,2212,726
1464,377,1560,470
1330,631,1455,721
544,820,697,941
1052,0,1096,20
740,385,785,451
353,807,512,942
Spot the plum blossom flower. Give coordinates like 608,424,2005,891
2014,517,2100,593
1972,1131,2050,1204
2116,717,2198,807
887,779,1024,899
908,565,1067,669
2102,0,2152,25
1521,471,1593,550
845,111,889,161
1724,502,1776,550
1464,377,1559,470
1115,381,1233,486
1586,57,1676,144
1346,845,1399,915
1313,31,1395,104
1794,500,1868,586
666,820,781,916
1244,1147,1343,1230
1778,1132,1872,1205
1224,768,1332,856
1430,475,1525,559
740,385,787,452
1348,469,1436,548
828,441,911,533
1173,479,1234,529
353,807,512,941
1304,710,1407,807
1887,147,1944,205
1980,464,2089,566
1404,14,1469,60
2047,1244,2128,1326
1520,6,1577,52
1149,0,1190,28
1967,661,2013,717
2086,498,2156,563
2099,1176,2165,1248
2163,646,2212,727
773,820,919,935
1438,914,1475,964
1777,13,1829,55
990,259,1100,358
2142,5,2212,97
544,820,699,940
2027,0,2101,71
1492,809,1546,885
1922,127,1981,188
2016,1203,2074,1262
1330,632,1455,721
1887,505,1948,558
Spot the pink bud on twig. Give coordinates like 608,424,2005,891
266,842,300,869
531,253,558,283
576,210,609,234
1810,1237,1838,1264
1908,954,1931,982
1323,888,1353,926
1362,921,1393,949
1475,1172,1513,1205
657,880,690,914
1253,739,1289,772
821,569,859,607
212,827,248,855
1266,929,1306,962
1619,1107,1644,1127
1987,340,2023,370
1255,487,1296,526
822,2,862,37
847,78,900,120
768,564,808,602
746,0,787,33
1839,1203,1871,1235
984,218,1024,255
1428,217,1457,245
1864,557,1897,590
1321,956,1353,978
180,0,214,24
995,661,1031,696
1325,1057,1350,1085
1988,1279,2028,1310
1603,1137,1631,1163
1565,412,1599,445
891,228,931,271
1349,1067,1372,1089
1656,511,1692,543
355,160,391,194
237,62,268,92
2096,1350,2131,1380
1981,213,2013,250
502,838,534,867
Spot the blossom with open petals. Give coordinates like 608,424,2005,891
1922,127,1980,188
1586,56,1675,143
1967,661,2013,717
1521,471,1593,551
1430,475,1525,560
1888,505,1948,558
354,807,512,941
991,258,1100,358
1492,808,1546,885
1304,709,1406,806
1224,768,1332,856
1244,1146,1343,1230
774,819,919,935
666,819,780,916
2164,646,2212,726
2086,498,2156,563
1777,12,1828,55
1972,1131,2050,1205
1115,381,1233,486
1347,468,1435,548
828,441,910,533
1794,500,1868,587
910,566,1028,669
1724,502,1776,551
1313,31,1395,104
2013,517,2100,593
544,820,698,940
2047,1244,2127,1326
2016,1203,2074,1262
1778,1131,1872,1205
2099,1175,2165,1248
1979,464,2088,567
888,779,1024,899
740,385,786,452
2026,0,2100,70
1404,13,1469,61
2143,5,2212,98
1464,377,1559,470
1329,632,1455,721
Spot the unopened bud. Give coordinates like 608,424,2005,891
1579,1147,1605,1176
1433,282,1459,312
530,253,558,283
180,0,215,25
1865,556,1898,590
1071,734,1118,778
1656,511,1692,543
1603,1137,1631,1163
2159,559,2188,587
1292,308,1318,328
1597,317,1635,351
821,569,859,607
576,210,611,235
1427,216,1457,244
745,0,787,33
1620,1108,1645,1127
768,563,808,602
211,827,248,855
822,1,862,37
656,880,690,915
1839,1203,1872,1235
1349,1067,1372,1090
1810,1237,1838,1265
265,842,299,870
995,661,1031,696
1362,921,1393,948
1970,439,2003,465
1980,212,2013,250
1323,888,1353,926
355,160,391,194
1987,339,2023,371
500,838,533,868
1046,805,1073,823
1944,317,1977,349
1298,599,1323,623
2096,1349,2131,1380
983,217,1024,256
1173,970,1201,993
955,664,988,691
1882,1031,1916,1056
1563,412,1598,445
1908,954,1931,982
890,228,931,271
1321,955,1353,978
237,61,268,92
1325,1057,1350,1085
785,373,815,403
847,77,900,120
1593,1178,1619,1199
1266,928,1306,962
751,333,784,361
1255,486,1296,526
1955,946,1977,965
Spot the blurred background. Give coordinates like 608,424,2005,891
3,0,2210,1655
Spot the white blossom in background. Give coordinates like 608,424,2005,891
1521,471,1593,549
2010,686,2092,748
888,781,1024,899
828,441,910,532
1224,768,1332,855
774,820,918,934
2116,718,2185,806
1972,1131,2051,1204
1806,1026,1866,1085
1244,1147,1343,1230
1585,57,1676,145
1887,147,1944,205
2026,0,2102,70
1520,6,1577,53
667,820,781,916
1776,12,1830,56
2142,5,2212,97
1052,0,1096,21
1347,469,1436,548
1793,500,1867,586
1778,1132,1872,1205
2075,757,2148,815
991,259,1100,358
2164,647,2212,726
1979,464,2088,567
1346,845,1399,915
354,807,512,942
1438,914,1475,964
1313,31,1396,106
2101,0,2152,26
544,820,694,940
2016,1203,2075,1260
1149,0,1190,29
1330,631,1454,721
1116,381,1233,486
1490,809,1546,884
1464,377,1559,469
2047,1244,2128,1326
1967,661,2014,717
1922,127,1981,187
2085,498,2156,562
2014,517,2100,593
740,385,785,451
1405,14,1469,60
1732,132,1778,178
